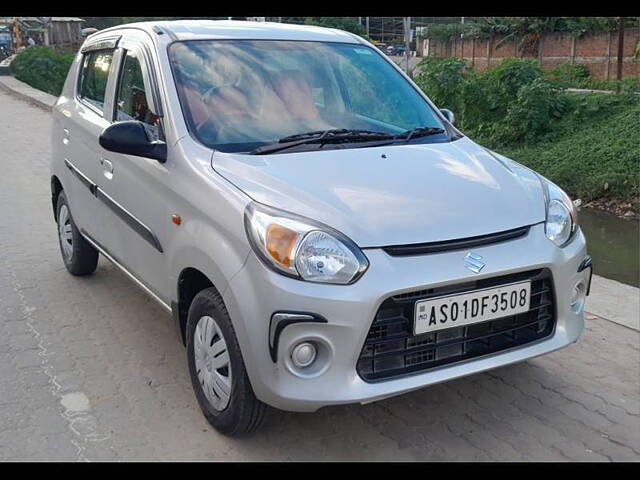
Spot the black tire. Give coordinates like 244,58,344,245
186,287,267,436
56,191,99,276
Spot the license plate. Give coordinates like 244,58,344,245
414,281,531,335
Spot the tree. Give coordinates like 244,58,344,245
82,18,124,30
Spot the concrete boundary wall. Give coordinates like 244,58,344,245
420,27,640,80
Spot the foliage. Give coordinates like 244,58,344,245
411,57,472,116
545,63,640,92
10,46,75,96
422,23,478,42
423,17,637,42
499,95,640,201
583,76,640,93
422,17,638,57
303,17,366,36
81,17,124,30
414,56,567,145
501,77,568,143
546,63,591,88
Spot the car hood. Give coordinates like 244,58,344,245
211,137,546,248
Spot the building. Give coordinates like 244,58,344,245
0,17,85,51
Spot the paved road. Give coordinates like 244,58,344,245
1,89,639,461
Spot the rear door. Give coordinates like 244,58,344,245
96,34,172,302
62,41,117,239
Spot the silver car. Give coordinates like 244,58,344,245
50,20,592,435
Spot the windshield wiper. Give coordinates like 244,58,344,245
251,129,394,155
278,129,392,143
250,126,446,155
393,126,445,143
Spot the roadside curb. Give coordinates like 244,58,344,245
586,275,640,331
0,75,56,111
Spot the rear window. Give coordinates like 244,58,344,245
78,49,114,112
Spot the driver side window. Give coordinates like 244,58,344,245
115,50,159,139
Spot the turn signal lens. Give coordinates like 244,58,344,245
265,224,300,268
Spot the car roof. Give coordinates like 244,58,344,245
97,20,363,44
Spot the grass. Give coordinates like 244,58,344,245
492,93,640,204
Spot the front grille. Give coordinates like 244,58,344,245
382,226,530,257
357,269,556,382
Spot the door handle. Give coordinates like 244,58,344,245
101,158,113,179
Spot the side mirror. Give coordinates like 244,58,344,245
439,108,456,126
99,120,167,163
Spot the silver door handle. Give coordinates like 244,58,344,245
102,159,113,179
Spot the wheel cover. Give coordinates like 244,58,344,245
58,204,73,260
194,315,232,411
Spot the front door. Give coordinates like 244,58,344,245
96,42,172,303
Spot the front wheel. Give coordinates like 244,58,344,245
186,287,267,435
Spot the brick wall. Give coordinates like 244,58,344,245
419,27,640,80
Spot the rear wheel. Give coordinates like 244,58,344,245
56,191,99,276
186,287,267,435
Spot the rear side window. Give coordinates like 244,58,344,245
78,50,114,112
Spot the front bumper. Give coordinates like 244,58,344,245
223,223,589,412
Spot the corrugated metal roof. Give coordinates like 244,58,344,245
50,17,85,23
0,17,85,23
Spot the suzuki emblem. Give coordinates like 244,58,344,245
464,252,485,274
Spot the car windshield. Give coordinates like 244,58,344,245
168,40,447,153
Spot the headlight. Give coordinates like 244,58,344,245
540,178,578,247
244,202,369,284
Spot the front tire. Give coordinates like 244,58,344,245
186,287,266,436
56,191,99,276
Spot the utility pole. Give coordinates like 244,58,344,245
616,16,625,92
404,17,411,76
366,17,369,38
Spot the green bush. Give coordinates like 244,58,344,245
414,57,565,146
501,77,568,143
546,63,591,88
413,56,471,117
10,46,75,96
